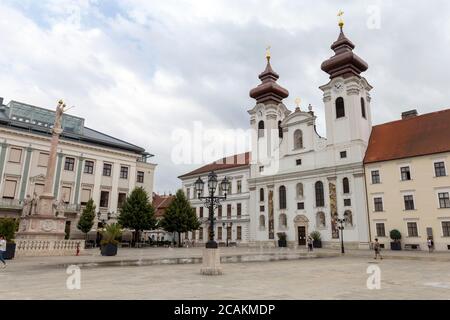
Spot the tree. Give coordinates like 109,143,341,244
159,189,200,247
118,187,157,246
77,199,96,240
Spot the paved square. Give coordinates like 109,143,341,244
1,253,449,299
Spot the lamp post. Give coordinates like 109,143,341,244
97,211,111,229
194,171,230,248
194,171,230,275
337,217,345,254
222,222,233,247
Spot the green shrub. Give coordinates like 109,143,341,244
310,231,322,241
0,218,18,242
389,229,402,241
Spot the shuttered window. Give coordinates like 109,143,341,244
9,148,22,163
38,152,49,167
61,187,71,203
3,180,17,199
81,189,91,205
34,183,45,196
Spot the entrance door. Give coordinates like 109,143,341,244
298,226,306,245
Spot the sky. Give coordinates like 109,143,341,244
0,0,449,194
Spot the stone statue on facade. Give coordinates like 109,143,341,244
56,197,66,218
30,192,38,215
21,194,32,217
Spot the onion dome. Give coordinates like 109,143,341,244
321,24,368,79
249,54,289,105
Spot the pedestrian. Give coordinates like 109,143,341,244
427,238,434,253
307,236,313,252
373,238,382,260
0,235,7,268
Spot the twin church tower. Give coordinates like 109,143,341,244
246,19,373,247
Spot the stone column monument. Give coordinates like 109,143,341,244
17,100,68,240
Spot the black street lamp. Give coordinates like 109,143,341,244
97,211,111,228
194,171,230,249
222,221,233,247
337,217,345,254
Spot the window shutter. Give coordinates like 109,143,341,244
3,180,17,198
9,148,22,163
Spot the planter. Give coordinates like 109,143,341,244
278,240,287,248
4,243,16,260
101,243,118,256
313,240,322,248
390,241,401,251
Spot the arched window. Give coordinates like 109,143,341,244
259,188,264,202
258,120,265,138
278,121,283,139
279,213,287,228
315,181,324,207
344,210,353,226
316,211,326,228
343,177,350,194
294,129,303,149
296,183,304,199
335,97,345,118
279,185,287,209
361,97,366,119
259,215,265,228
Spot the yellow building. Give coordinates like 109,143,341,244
364,109,450,251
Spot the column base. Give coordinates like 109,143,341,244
200,248,223,276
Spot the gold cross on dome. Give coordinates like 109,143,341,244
295,97,301,108
266,45,271,60
337,10,344,27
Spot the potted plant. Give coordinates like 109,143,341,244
0,218,18,260
277,232,287,247
310,231,322,248
389,229,402,250
100,223,122,256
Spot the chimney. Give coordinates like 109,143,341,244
401,109,418,120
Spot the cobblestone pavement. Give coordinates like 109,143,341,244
1,253,450,299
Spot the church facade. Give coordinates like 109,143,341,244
180,23,372,248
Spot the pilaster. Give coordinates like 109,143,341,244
19,146,33,201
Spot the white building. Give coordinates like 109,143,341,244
179,153,251,246
0,98,156,239
180,24,372,248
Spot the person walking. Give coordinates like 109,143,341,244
373,238,383,260
427,238,434,253
0,235,7,268
307,236,313,252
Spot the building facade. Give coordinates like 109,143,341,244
364,109,450,251
179,153,251,246
0,98,156,239
179,24,373,249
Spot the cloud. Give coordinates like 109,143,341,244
0,0,449,193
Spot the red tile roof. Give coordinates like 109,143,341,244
178,152,251,178
364,109,450,164
152,193,175,218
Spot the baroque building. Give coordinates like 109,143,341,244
180,22,372,248
0,98,156,239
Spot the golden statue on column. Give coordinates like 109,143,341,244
17,100,68,240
